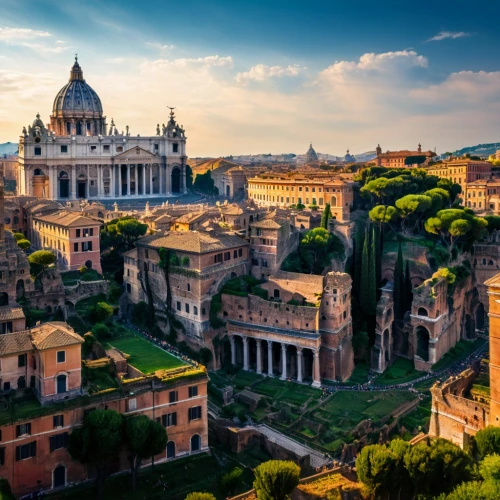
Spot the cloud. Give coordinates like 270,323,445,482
0,27,51,41
235,64,303,84
427,31,471,42
142,55,234,71
106,57,126,64
146,42,176,51
16,42,72,54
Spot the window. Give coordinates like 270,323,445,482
188,386,198,398
169,390,178,403
193,306,198,315
188,406,202,421
18,354,26,368
173,143,179,153
3,382,10,392
53,415,64,428
128,398,137,411
60,145,68,153
234,250,238,259
185,303,190,314
16,423,31,437
202,308,206,315
16,442,36,461
126,283,131,293
34,147,41,156
224,251,231,261
176,301,181,311
154,144,159,151
82,241,92,252
187,283,191,292
90,145,97,151
76,229,81,238
162,412,177,427
116,146,123,152
103,145,110,152
17,376,26,389
238,248,243,257
0,448,4,466
49,432,69,452
57,351,66,363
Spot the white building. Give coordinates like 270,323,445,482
18,57,188,201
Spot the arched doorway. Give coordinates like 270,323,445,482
166,441,176,459
59,171,69,198
191,434,201,452
226,185,231,197
171,167,181,193
16,280,25,300
53,465,66,488
416,326,430,362
475,303,486,331
331,195,337,206
56,374,67,394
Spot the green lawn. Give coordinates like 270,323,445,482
278,385,322,406
346,362,370,385
376,358,421,386
48,453,254,500
104,335,187,374
84,366,119,393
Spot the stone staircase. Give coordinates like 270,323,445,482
255,424,330,469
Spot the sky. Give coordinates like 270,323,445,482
1,0,500,157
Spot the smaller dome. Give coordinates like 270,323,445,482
305,143,318,162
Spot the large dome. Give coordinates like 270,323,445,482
52,57,103,118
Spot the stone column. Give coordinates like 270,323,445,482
160,164,164,195
267,341,273,376
312,349,321,388
280,343,287,380
149,164,154,195
70,166,76,200
142,165,147,195
127,165,131,196
297,347,303,383
230,336,236,365
135,164,138,195
243,337,249,371
256,339,262,374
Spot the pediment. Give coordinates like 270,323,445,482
114,146,159,162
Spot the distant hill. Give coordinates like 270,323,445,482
0,142,17,155
452,142,500,158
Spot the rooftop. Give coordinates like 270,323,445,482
34,210,101,228
0,306,25,322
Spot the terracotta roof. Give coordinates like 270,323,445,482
0,331,33,356
251,219,283,229
0,306,25,322
30,322,84,350
140,231,247,254
34,211,101,228
379,150,436,158
220,206,244,216
154,214,173,223
175,212,207,224
485,273,500,289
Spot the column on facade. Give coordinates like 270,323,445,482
159,163,164,195
280,343,287,380
312,349,321,388
127,165,131,196
96,165,101,197
242,336,249,371
142,164,147,195
149,164,153,195
181,165,187,194
135,164,138,195
70,165,76,200
113,165,118,197
297,347,303,383
230,336,236,365
267,341,273,376
256,339,262,374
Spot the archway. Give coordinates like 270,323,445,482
77,174,87,198
171,167,181,193
53,465,66,488
190,434,201,452
56,374,67,394
226,185,231,197
331,195,337,207
16,280,25,300
417,307,428,317
475,303,485,331
59,171,69,198
166,441,176,459
416,326,430,362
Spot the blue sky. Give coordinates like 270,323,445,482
1,0,500,156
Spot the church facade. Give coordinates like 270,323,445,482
18,57,188,201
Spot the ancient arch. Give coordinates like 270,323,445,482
171,167,181,193
167,441,176,459
190,434,201,452
416,326,430,361
53,465,66,488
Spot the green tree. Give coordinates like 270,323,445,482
193,170,218,195
253,460,300,500
92,322,112,340
28,250,56,289
300,227,330,274
125,415,168,490
368,205,399,232
116,219,148,250
359,224,376,317
479,454,500,482
404,155,427,166
475,426,500,458
321,203,331,229
17,239,31,250
484,215,500,234
221,467,244,496
356,444,396,498
68,409,124,499
185,494,216,500
393,243,405,320
443,480,500,500
395,194,432,233
89,302,114,323
424,188,451,213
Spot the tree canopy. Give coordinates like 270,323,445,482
253,460,300,500
101,216,147,252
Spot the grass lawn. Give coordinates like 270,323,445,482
278,385,321,406
432,338,486,371
376,357,421,386
232,370,265,389
49,453,254,500
84,366,119,393
104,334,187,374
346,362,370,385
252,378,289,398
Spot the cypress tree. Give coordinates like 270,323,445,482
404,259,413,315
352,223,363,302
373,224,382,298
321,203,331,229
360,223,377,317
394,243,404,320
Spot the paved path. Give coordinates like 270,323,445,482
255,424,330,468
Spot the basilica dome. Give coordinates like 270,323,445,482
52,57,103,118
305,143,318,163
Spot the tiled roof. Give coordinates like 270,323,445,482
0,331,33,356
140,231,247,254
175,212,207,224
34,211,101,228
380,150,436,158
0,306,25,322
30,322,84,350
154,214,173,223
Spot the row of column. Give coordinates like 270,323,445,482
229,335,321,387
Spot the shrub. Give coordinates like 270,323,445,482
82,332,97,357
79,265,88,275
253,460,300,500
185,494,216,500
92,323,112,340
221,467,243,496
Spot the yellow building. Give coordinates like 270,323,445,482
247,174,355,221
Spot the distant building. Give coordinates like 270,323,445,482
192,158,246,199
304,143,319,164
375,143,436,167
